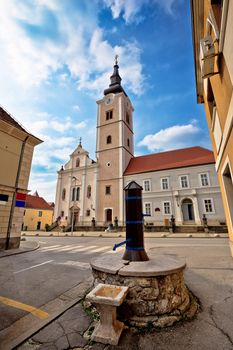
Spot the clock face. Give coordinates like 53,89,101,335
105,94,114,105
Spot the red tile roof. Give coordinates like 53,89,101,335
124,147,215,175
25,194,53,210
0,106,28,132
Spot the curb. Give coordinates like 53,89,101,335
0,241,40,259
21,232,229,239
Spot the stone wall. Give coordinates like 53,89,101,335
92,269,198,328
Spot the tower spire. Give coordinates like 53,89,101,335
104,56,127,96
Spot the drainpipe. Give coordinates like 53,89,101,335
5,136,29,250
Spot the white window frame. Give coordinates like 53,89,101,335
163,201,171,215
143,179,151,192
179,175,189,189
161,177,169,190
199,173,210,187
203,198,215,214
144,202,152,216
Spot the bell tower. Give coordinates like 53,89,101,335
95,57,134,225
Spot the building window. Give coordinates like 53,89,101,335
72,187,80,201
204,199,214,213
127,138,130,147
76,158,80,167
76,187,80,201
86,209,91,217
180,175,189,189
72,188,75,201
143,180,151,192
87,185,91,198
62,188,66,200
38,211,42,217
105,186,111,195
107,135,112,144
144,203,151,216
126,112,130,124
106,110,113,120
200,173,209,187
163,202,171,215
161,178,169,190
61,211,64,217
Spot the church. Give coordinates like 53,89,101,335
54,59,225,229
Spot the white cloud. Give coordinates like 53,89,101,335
50,120,86,133
27,115,86,136
104,0,179,23
80,29,144,95
138,122,200,152
104,0,147,23
73,105,80,112
0,1,145,98
28,175,57,202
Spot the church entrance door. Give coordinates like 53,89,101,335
70,208,79,227
106,209,112,223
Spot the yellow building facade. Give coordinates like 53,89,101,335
0,107,42,249
191,0,233,255
23,194,53,231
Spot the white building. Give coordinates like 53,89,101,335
124,148,225,226
54,61,226,228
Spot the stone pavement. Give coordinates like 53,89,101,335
17,289,233,350
1,236,233,349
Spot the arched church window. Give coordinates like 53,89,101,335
72,188,76,201
107,135,112,144
126,112,130,124
76,158,80,167
76,187,80,201
62,188,66,200
87,185,91,198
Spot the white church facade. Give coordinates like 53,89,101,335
54,61,226,228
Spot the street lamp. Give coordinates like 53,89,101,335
71,176,78,236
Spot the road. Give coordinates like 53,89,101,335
0,236,231,337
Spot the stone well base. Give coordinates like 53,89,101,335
91,254,198,328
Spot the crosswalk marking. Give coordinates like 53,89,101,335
39,245,62,251
69,245,97,253
38,244,125,255
83,246,111,253
52,245,82,252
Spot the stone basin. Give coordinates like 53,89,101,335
86,283,128,306
86,283,129,345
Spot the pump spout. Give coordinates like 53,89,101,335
113,239,130,251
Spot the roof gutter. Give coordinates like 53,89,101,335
5,136,29,249
190,0,204,103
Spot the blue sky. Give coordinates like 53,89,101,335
0,0,210,201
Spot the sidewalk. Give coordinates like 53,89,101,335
21,230,229,239
0,240,39,258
